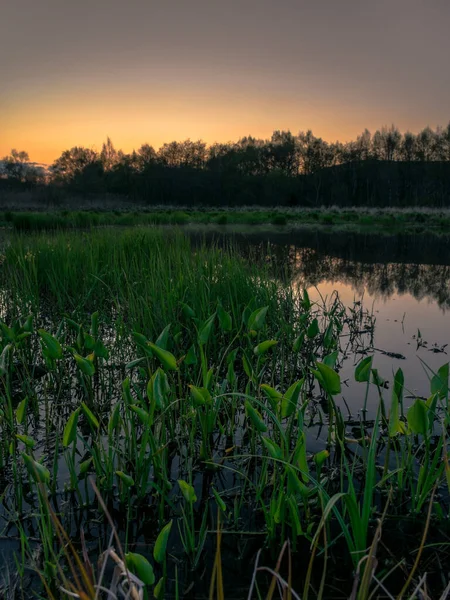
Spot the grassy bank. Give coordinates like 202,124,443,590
1,229,450,598
2,206,450,233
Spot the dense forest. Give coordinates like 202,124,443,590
2,124,450,207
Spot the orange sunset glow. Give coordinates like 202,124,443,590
2,0,450,165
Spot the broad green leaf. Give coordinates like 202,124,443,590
189,385,211,407
314,362,341,395
155,324,171,350
81,402,99,430
16,397,28,424
153,520,173,563
22,453,50,484
90,311,99,338
431,363,449,399
371,368,386,388
217,305,232,332
407,399,428,435
245,400,267,432
178,480,197,504
116,471,135,487
306,318,319,339
247,306,268,332
323,350,338,369
355,356,373,383
74,353,95,377
130,404,151,425
16,434,35,449
293,332,305,352
180,302,195,319
0,344,12,376
147,368,168,409
79,457,93,475
125,552,155,585
254,340,278,356
260,384,282,411
314,449,329,471
388,392,406,437
184,344,197,365
301,289,311,310
63,409,79,447
154,577,165,600
294,432,309,481
148,343,177,371
198,314,215,345
38,329,63,360
262,437,283,460
281,380,303,418
393,368,404,401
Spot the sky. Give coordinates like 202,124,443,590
1,0,449,165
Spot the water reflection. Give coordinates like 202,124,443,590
191,228,450,309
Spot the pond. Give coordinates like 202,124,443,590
189,226,450,423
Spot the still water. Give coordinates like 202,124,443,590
193,227,450,419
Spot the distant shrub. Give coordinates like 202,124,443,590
4,211,13,222
216,214,228,225
271,214,287,225
320,214,334,225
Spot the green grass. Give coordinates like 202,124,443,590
0,228,450,598
2,207,450,233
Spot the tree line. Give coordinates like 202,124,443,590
2,123,450,207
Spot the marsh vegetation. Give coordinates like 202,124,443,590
0,228,449,599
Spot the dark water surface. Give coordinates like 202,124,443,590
191,227,450,421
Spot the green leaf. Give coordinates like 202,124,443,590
314,362,341,395
154,577,165,600
281,380,303,418
155,324,171,350
116,471,135,487
254,340,278,356
130,404,151,425
217,305,232,332
189,385,212,407
245,400,267,432
260,384,283,411
184,344,197,365
79,457,93,475
293,332,305,352
261,437,283,460
125,552,155,585
16,434,36,449
16,397,28,424
153,520,173,563
147,368,168,409
90,311,99,338
22,453,50,484
38,329,63,360
306,318,319,339
148,343,178,371
388,392,406,437
247,306,268,332
355,356,373,383
178,480,197,504
180,302,195,319
211,487,226,512
314,449,329,471
198,314,215,345
0,344,12,376
81,402,99,430
407,399,428,435
63,409,79,447
431,363,449,399
73,352,95,377
323,350,338,369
